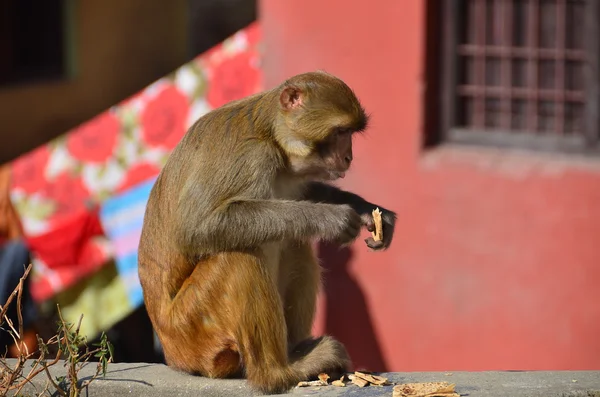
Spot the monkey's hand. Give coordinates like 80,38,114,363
324,204,362,246
362,208,396,251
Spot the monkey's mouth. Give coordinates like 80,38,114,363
326,171,346,180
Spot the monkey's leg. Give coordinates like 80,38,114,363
279,242,352,380
225,251,349,392
156,251,348,393
279,241,321,347
218,252,302,393
153,252,296,393
151,255,243,379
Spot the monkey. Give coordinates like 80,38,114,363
137,71,396,394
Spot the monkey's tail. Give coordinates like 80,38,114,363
288,336,351,381
243,335,351,394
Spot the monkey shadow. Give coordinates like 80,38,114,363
317,242,388,372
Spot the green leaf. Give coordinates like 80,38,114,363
29,200,56,221
107,341,114,359
13,196,29,216
97,164,107,178
117,153,128,168
74,162,85,175
120,108,138,130
192,69,208,100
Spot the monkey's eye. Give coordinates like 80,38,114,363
336,127,352,136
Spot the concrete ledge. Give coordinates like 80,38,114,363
5,359,600,396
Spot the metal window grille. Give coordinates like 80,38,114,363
442,0,599,153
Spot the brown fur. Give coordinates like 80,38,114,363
138,71,396,394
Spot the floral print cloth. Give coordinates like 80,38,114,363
6,24,262,336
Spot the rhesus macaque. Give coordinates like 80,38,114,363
138,71,396,394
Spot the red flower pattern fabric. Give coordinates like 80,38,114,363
11,146,51,194
207,52,261,109
6,23,262,303
41,172,91,223
67,112,121,163
26,209,104,271
141,85,190,150
116,163,161,194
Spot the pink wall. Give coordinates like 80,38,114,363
260,0,600,372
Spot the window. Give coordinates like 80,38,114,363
439,0,599,154
0,0,71,87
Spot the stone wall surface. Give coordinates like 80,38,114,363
4,359,600,397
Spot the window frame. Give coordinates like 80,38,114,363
438,0,600,156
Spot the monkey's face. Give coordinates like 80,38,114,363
277,72,369,181
290,128,354,181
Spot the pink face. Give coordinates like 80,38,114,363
321,129,353,180
290,129,354,181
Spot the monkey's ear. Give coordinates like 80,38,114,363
280,86,303,110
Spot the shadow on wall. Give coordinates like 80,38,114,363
318,241,388,372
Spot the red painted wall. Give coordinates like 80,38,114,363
260,0,600,372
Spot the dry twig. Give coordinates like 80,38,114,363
0,264,113,397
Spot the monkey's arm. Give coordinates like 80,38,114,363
304,182,394,216
175,142,365,258
177,198,361,255
304,182,396,250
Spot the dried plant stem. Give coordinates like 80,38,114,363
1,263,112,397
0,264,32,323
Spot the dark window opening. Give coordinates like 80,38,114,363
187,0,257,59
0,0,67,87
